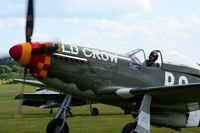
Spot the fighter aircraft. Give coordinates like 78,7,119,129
14,85,99,116
8,0,200,133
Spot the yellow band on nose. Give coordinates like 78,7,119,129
19,42,32,65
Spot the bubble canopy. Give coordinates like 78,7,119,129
125,49,200,70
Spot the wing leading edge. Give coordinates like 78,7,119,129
12,79,59,92
106,83,200,104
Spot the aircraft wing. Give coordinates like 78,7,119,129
15,93,64,101
100,83,200,104
15,93,88,107
13,79,57,91
13,79,47,87
132,83,200,104
20,99,60,108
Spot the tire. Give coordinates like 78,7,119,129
91,107,99,116
46,119,69,133
121,122,137,133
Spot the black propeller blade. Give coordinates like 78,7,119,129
26,0,34,42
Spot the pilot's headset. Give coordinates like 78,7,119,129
149,51,158,61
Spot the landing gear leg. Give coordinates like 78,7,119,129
122,95,152,133
46,95,72,133
50,108,53,114
88,101,99,116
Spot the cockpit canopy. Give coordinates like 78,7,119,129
125,49,200,70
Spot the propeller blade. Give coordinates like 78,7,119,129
15,0,34,120
26,0,34,42
15,67,28,120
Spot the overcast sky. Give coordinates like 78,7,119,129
1,0,200,64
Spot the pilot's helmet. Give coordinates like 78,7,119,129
149,51,158,60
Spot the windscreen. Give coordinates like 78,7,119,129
125,49,146,65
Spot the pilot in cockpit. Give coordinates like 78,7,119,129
145,51,159,67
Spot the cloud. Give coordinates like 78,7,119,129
70,15,199,42
130,17,199,45
17,18,25,27
0,18,25,29
61,0,152,18
0,20,4,29
64,18,81,24
135,0,152,12
0,0,152,19
122,12,141,19
87,15,199,42
89,31,124,38
91,19,124,30
75,12,200,46
32,33,50,41
0,1,24,17
192,14,200,23
84,19,133,39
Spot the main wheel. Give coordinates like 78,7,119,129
121,122,137,133
46,119,69,133
91,107,99,116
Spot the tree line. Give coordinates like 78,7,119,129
0,60,33,80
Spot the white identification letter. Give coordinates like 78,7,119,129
178,76,188,85
165,71,175,86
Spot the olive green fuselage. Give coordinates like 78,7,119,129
43,45,200,112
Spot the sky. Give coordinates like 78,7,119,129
0,0,200,64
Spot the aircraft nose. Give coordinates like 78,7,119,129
9,42,54,81
9,43,32,66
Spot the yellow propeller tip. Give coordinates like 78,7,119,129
15,115,22,120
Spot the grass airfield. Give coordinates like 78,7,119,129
1,83,200,133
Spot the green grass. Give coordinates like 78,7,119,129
0,84,200,133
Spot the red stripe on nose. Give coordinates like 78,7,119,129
9,44,22,61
